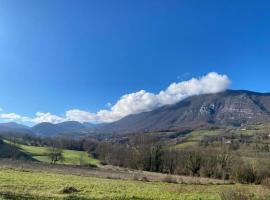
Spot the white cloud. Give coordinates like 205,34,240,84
63,72,230,123
0,72,230,124
106,102,112,108
65,109,97,122
91,72,230,122
0,112,64,124
0,113,31,122
1,113,22,120
32,112,65,124
0,107,3,112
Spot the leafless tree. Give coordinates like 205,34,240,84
47,141,63,164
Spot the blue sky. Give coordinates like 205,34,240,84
0,0,270,124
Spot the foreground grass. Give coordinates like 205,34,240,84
0,168,268,200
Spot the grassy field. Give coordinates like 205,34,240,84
0,168,268,200
174,130,220,149
3,140,100,166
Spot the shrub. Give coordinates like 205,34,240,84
254,163,270,184
233,163,256,184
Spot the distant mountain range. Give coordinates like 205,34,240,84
0,122,32,135
0,121,94,137
1,90,270,136
31,121,88,136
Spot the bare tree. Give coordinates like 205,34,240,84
47,141,63,164
217,150,232,181
185,150,203,176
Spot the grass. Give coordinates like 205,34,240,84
174,130,220,149
20,143,100,166
174,141,197,149
3,140,100,166
0,168,268,200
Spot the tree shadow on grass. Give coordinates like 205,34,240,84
0,139,36,161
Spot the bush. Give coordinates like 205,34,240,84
233,163,256,184
255,170,269,184
254,163,270,184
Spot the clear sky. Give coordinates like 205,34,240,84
0,0,270,125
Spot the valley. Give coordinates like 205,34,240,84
2,1,270,199
2,90,270,199
1,121,270,199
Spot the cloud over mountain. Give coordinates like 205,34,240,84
0,72,230,124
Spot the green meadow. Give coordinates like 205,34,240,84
0,168,268,200
3,140,100,166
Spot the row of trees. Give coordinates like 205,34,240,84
96,144,233,178
92,134,270,184
3,129,270,184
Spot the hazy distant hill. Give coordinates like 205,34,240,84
0,122,29,129
0,122,32,135
31,121,88,136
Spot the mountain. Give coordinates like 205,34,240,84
0,122,29,129
0,121,96,137
0,122,32,135
32,121,88,136
2,90,270,136
83,122,97,129
95,90,270,134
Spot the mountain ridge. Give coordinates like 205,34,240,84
94,89,270,134
1,90,270,136
31,121,89,136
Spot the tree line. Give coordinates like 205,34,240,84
2,130,270,185
92,133,270,184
